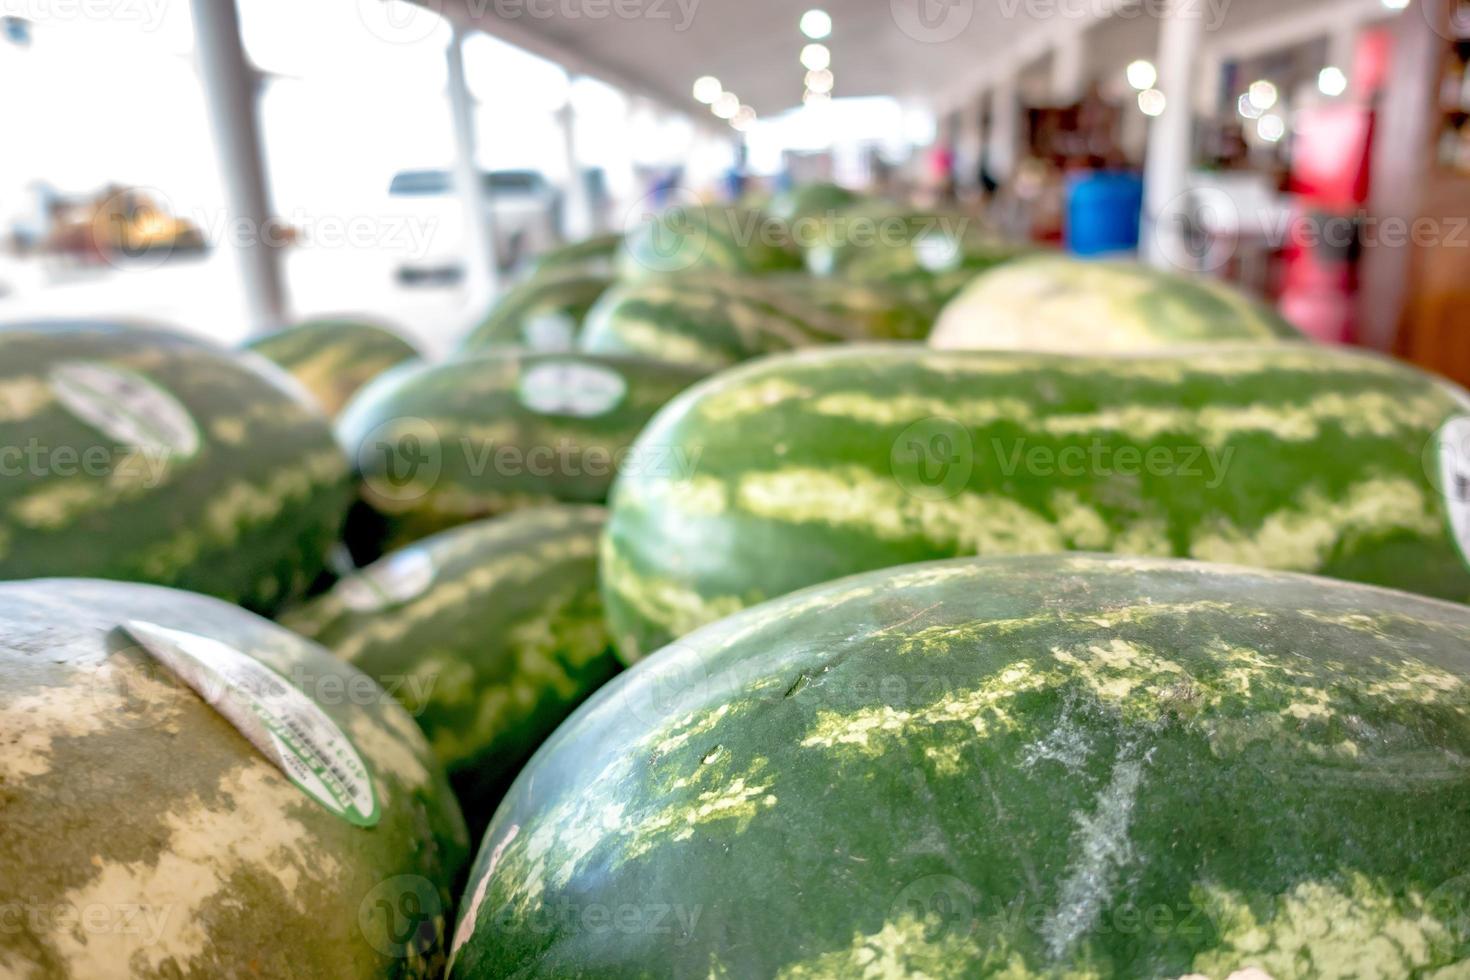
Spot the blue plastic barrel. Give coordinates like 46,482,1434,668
1065,171,1143,257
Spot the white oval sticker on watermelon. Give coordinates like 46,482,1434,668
124,620,380,827
338,547,436,613
1437,416,1470,565
50,361,201,459
519,360,627,418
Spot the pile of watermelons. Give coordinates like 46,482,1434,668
4,186,1470,979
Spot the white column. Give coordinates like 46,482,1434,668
1050,31,1086,104
986,75,1020,182
1142,0,1204,268
558,78,596,239
446,23,499,306
1328,22,1360,89
190,0,286,335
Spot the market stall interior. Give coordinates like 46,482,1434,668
4,0,1470,977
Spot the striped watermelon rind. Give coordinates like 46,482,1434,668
450,554,1470,977
618,203,802,280
603,342,1470,660
530,233,623,279
1,577,468,978
458,271,614,354
929,254,1305,351
245,316,422,417
337,350,705,552
281,505,621,831
0,320,353,614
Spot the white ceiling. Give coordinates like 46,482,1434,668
436,0,1392,120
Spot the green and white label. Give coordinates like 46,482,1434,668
338,547,435,613
124,620,380,827
50,361,200,459
519,360,627,418
1436,416,1470,565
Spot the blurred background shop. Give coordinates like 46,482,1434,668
0,0,1466,375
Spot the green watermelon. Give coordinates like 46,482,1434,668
0,320,353,614
281,506,620,834
530,233,623,278
604,343,1470,660
618,203,802,280
457,271,614,354
0,577,468,978
578,272,885,373
767,182,862,226
804,205,1023,293
930,255,1305,351
450,554,1470,977
244,316,421,416
338,351,704,552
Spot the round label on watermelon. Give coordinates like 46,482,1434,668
1434,415,1470,566
338,547,435,613
519,361,627,418
50,361,201,459
124,620,380,827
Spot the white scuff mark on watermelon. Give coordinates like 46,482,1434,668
1188,874,1453,979
0,375,53,422
1189,477,1441,574
447,823,518,969
1021,695,1094,774
735,466,1066,555
1041,749,1147,959
346,707,432,792
0,659,182,780
48,762,332,978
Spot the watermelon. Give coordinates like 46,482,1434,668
803,205,1023,293
338,350,704,553
930,255,1305,351
244,316,421,417
767,182,862,226
618,203,802,280
763,274,938,342
603,343,1470,660
0,320,353,614
281,506,620,834
578,272,885,373
457,271,614,354
450,554,1470,977
0,577,468,978
530,233,623,278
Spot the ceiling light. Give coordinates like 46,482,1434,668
713,92,740,119
1257,113,1285,142
733,106,757,130
1125,59,1157,91
1237,93,1263,119
693,76,722,104
1317,66,1348,97
1382,0,1409,9
805,68,834,94
1137,88,1166,116
800,9,831,39
1247,79,1278,111
803,89,831,106
800,43,831,71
